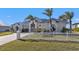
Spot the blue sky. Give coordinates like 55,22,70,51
0,8,79,26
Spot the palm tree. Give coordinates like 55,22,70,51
59,11,74,33
65,11,74,33
25,15,35,21
25,15,38,32
59,15,67,20
25,15,38,21
43,8,53,32
59,15,68,32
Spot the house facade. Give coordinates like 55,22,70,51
0,26,10,32
10,18,67,32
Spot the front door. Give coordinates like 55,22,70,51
31,22,35,32
50,24,56,32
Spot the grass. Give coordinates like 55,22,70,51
0,40,79,51
0,32,13,36
23,34,79,40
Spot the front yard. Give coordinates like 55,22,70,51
0,33,79,51
0,32,13,36
22,33,79,40
0,40,79,51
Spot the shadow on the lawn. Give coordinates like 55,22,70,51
18,39,79,44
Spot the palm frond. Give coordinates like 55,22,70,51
65,11,74,19
43,8,53,17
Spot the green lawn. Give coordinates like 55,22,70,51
0,40,79,51
23,34,79,40
0,32,13,36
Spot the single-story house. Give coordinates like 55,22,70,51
0,26,10,32
72,23,79,28
10,18,67,32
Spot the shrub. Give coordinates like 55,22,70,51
61,27,69,33
73,28,79,32
36,28,48,32
36,28,42,32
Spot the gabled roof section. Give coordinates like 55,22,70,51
37,18,60,23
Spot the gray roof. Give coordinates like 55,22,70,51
11,18,67,26
35,18,60,23
73,23,79,25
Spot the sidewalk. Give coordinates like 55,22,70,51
0,33,32,45
0,33,16,45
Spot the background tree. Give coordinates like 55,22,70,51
59,15,67,20
65,11,74,33
25,15,38,32
43,8,53,31
25,15,35,21
59,11,74,33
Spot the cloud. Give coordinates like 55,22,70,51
7,16,11,18
0,20,5,26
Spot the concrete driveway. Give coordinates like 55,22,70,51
0,33,33,45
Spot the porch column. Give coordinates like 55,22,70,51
29,23,31,32
35,22,37,32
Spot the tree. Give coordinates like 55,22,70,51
43,8,53,32
65,11,74,33
59,11,74,33
25,15,38,32
59,15,67,20
25,15,35,21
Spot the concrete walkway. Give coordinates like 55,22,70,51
0,33,33,45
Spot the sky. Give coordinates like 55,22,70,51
0,8,79,26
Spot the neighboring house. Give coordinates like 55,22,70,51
72,23,79,28
0,26,10,32
10,18,67,32
0,22,10,32
72,23,79,32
